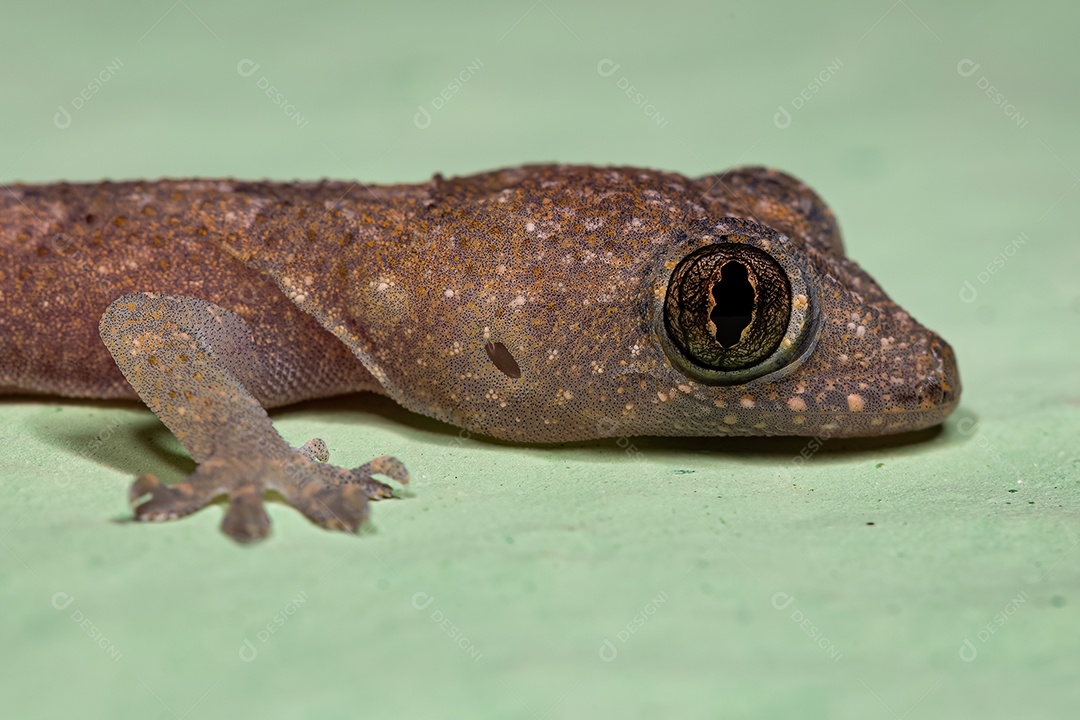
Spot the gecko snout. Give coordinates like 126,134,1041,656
928,336,962,409
893,335,961,418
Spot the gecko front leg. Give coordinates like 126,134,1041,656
99,293,407,542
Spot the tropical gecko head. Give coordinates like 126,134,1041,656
336,165,960,443
633,216,961,440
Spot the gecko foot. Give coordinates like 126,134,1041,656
295,437,405,499
101,293,410,542
277,451,409,534
128,450,409,543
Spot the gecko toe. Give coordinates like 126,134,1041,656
292,482,370,533
128,464,270,541
129,473,163,507
129,474,209,522
221,486,272,542
350,455,409,499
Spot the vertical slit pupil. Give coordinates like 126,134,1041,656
710,261,755,348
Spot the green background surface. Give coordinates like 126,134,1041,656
1,1,1078,717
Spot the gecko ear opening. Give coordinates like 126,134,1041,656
657,238,821,385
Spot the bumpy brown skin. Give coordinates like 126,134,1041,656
0,165,960,539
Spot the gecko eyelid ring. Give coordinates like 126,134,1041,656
659,237,822,385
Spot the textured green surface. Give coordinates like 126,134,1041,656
1,1,1078,717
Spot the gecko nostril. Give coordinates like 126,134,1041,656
709,261,755,348
916,379,944,404
927,337,961,405
893,378,945,407
941,383,958,404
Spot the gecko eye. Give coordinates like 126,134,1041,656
660,241,819,385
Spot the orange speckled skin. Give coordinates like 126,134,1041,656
2,164,959,442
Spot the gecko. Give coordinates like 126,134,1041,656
0,165,960,541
